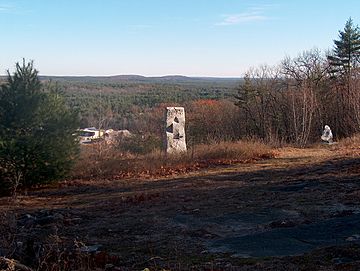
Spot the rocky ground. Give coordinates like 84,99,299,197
1,145,360,270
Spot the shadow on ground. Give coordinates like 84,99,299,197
2,155,360,269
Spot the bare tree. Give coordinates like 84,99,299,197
281,49,330,146
235,65,286,143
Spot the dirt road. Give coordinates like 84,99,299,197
2,146,360,270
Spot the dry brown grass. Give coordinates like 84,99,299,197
325,133,360,157
70,140,274,180
191,140,273,160
337,133,360,148
3,138,360,270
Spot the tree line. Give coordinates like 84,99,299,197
235,18,360,146
56,18,360,147
54,78,239,129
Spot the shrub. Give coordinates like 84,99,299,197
117,134,162,155
0,60,79,195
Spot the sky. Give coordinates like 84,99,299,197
0,0,359,77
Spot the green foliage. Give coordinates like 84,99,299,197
326,18,360,135
0,60,79,194
328,17,360,76
234,75,259,106
50,78,240,130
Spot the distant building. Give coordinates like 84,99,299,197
79,127,104,144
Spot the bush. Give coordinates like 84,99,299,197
117,134,162,155
0,60,79,195
70,139,274,179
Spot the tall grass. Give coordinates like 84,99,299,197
329,133,360,156
70,140,274,179
337,133,360,147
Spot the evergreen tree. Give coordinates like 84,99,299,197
328,17,360,76
0,60,79,195
327,18,360,135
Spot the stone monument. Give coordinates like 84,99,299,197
165,107,187,154
321,125,333,143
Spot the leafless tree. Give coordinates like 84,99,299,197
281,49,330,146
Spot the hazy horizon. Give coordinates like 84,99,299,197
1,0,360,77
37,73,242,78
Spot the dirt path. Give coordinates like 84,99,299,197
2,146,360,270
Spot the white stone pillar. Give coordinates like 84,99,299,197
165,107,187,154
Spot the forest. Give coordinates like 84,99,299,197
37,18,360,149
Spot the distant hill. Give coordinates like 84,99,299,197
36,75,242,85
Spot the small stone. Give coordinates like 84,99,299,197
35,215,55,226
105,264,114,270
346,234,360,241
80,244,102,253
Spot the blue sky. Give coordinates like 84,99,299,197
0,0,359,77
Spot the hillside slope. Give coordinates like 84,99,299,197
1,145,360,270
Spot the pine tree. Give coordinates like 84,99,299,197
0,60,79,195
328,17,360,76
327,18,360,136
